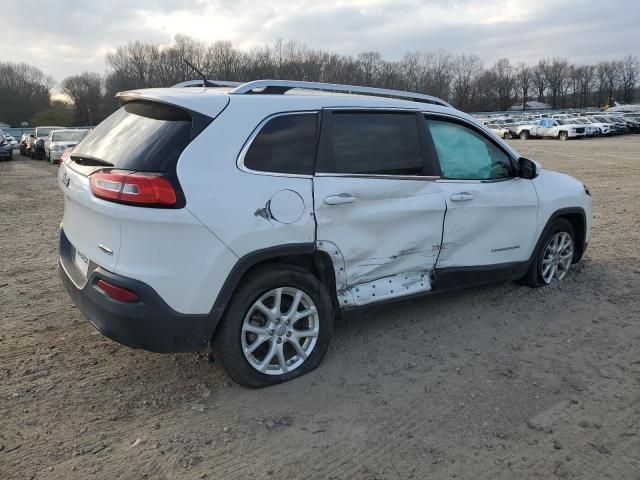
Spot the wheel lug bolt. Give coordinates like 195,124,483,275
286,331,292,337
269,330,274,336
285,319,290,325
276,337,282,344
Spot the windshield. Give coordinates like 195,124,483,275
37,128,57,137
52,130,87,142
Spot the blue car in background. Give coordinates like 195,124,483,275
0,130,13,161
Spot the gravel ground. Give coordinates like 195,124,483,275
1,137,639,480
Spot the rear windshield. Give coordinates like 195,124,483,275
53,130,87,142
71,101,192,172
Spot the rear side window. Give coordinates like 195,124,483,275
71,101,193,172
243,113,318,175
318,112,424,176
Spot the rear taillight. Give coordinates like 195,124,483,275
59,148,72,167
90,171,177,207
96,279,139,303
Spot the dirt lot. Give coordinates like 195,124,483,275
1,137,639,480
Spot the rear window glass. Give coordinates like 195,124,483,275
71,101,192,172
244,114,318,175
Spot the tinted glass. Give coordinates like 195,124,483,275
53,130,87,142
321,112,424,175
426,119,512,180
71,101,192,172
244,114,317,175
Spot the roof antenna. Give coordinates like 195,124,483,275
183,59,212,87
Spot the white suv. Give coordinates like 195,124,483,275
58,80,592,387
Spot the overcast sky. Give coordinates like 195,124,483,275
1,0,638,84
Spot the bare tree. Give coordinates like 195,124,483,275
491,58,515,111
62,72,103,125
542,57,569,109
515,63,532,110
532,61,547,103
620,54,639,103
0,62,52,126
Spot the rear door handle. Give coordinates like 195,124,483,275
450,192,474,202
324,194,356,205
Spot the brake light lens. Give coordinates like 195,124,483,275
96,279,139,303
90,171,177,207
59,147,72,167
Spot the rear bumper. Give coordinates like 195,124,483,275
58,229,214,353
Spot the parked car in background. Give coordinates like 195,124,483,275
26,134,38,157
32,126,64,159
517,118,586,140
567,119,598,137
19,133,31,155
45,129,89,163
576,117,614,136
58,79,592,387
486,123,511,139
4,134,19,149
0,130,13,161
615,117,640,133
598,116,628,134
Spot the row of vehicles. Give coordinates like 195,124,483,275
483,112,640,141
18,126,89,163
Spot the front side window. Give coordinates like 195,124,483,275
426,118,513,181
243,113,318,175
318,112,426,176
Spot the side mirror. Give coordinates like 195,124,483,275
519,157,538,179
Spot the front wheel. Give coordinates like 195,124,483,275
519,131,530,140
559,131,568,141
520,219,576,288
213,264,334,387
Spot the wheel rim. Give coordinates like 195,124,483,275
241,287,319,376
541,232,574,284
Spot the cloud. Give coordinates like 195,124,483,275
0,0,637,83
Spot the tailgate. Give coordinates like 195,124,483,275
59,161,121,273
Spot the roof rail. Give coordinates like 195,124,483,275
172,79,243,88
229,79,453,108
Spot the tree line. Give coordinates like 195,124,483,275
1,35,638,127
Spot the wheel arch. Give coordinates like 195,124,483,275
535,207,587,263
209,244,338,337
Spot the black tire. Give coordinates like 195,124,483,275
30,149,35,159
559,131,568,141
212,264,335,388
519,131,529,140
519,218,576,288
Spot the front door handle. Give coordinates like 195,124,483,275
450,192,474,202
325,194,357,205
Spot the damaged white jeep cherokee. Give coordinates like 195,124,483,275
58,80,592,387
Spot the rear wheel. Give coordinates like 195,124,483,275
520,219,576,288
213,264,334,388
519,131,530,140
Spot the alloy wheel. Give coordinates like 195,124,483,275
541,232,574,284
241,287,319,375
